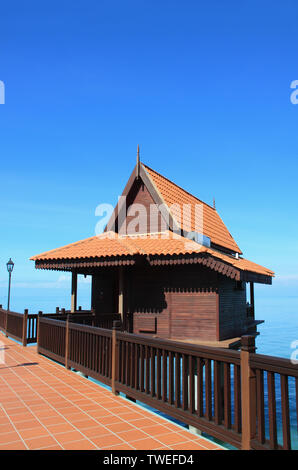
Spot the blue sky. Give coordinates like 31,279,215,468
0,1,298,311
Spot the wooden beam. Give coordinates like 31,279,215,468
240,270,272,284
250,282,255,317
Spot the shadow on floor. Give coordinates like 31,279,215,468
0,362,39,370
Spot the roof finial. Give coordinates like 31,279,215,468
136,144,140,179
213,197,216,210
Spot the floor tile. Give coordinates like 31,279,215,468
0,335,221,452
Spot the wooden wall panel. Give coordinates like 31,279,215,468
170,290,217,340
91,264,249,343
131,265,219,341
118,180,166,235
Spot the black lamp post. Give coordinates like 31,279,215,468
6,258,14,311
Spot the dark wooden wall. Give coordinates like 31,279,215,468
91,265,249,342
218,277,247,340
118,179,165,234
131,264,220,341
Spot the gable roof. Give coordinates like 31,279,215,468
142,164,241,254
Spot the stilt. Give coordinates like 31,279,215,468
250,282,255,316
71,271,77,313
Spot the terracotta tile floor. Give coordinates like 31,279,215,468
0,334,222,451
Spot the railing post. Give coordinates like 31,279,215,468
36,311,43,353
56,307,60,314
112,320,121,395
241,335,256,450
22,309,28,347
65,314,70,369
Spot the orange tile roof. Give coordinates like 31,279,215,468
203,249,274,277
30,233,137,260
30,231,204,260
143,164,241,254
31,231,274,278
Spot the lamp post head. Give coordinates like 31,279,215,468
6,258,14,273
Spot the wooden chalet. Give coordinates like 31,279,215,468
31,151,274,348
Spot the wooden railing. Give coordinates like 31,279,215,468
0,306,121,346
38,316,66,363
2,308,298,450
38,315,113,387
115,328,243,447
0,306,38,346
67,322,113,386
36,316,296,450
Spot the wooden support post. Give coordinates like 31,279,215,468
250,282,255,317
241,335,256,450
112,320,121,395
56,307,60,314
22,309,28,347
36,311,43,354
65,314,70,369
118,267,124,321
71,272,77,313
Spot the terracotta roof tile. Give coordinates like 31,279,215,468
30,232,138,260
143,164,241,254
203,249,275,277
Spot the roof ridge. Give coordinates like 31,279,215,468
117,236,144,255
119,230,172,239
142,163,215,211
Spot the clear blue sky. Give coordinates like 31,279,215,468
0,0,298,309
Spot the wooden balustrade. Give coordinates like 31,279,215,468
0,306,37,346
38,315,66,363
114,330,243,448
38,315,114,386
0,307,122,347
249,352,298,450
1,306,298,451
